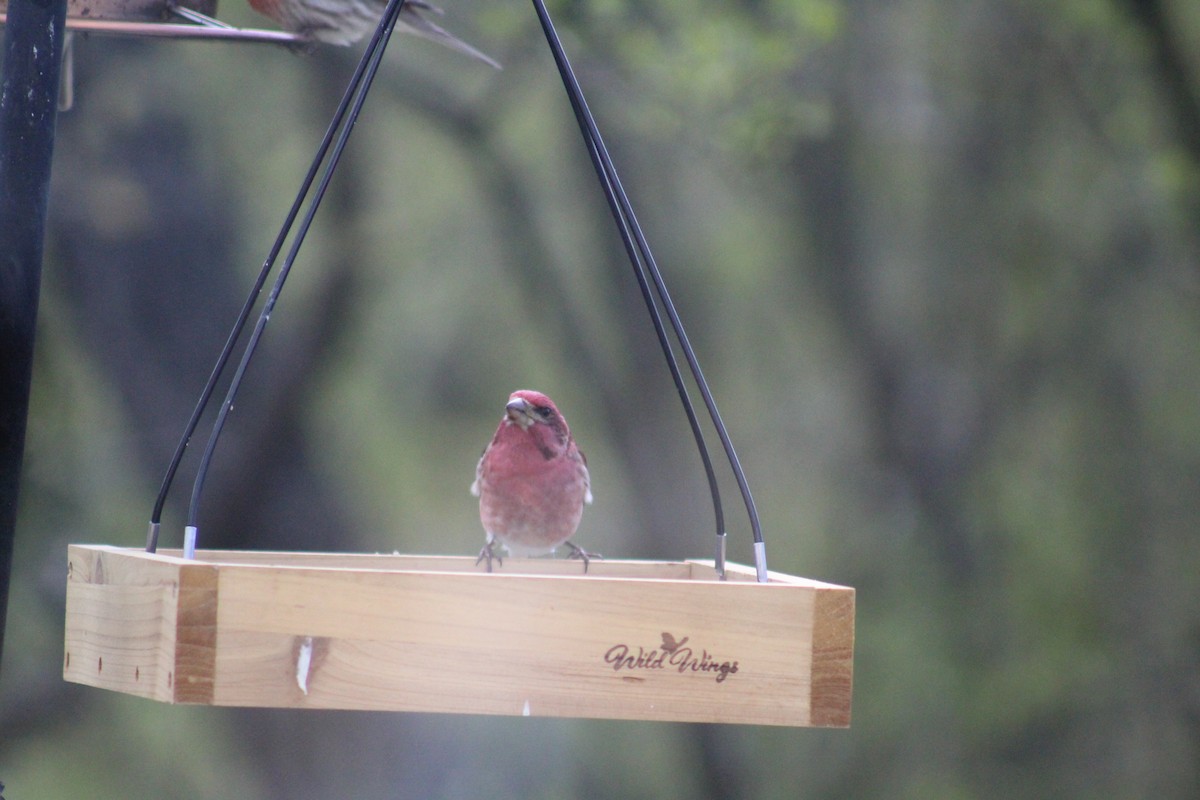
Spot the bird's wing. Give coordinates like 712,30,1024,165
470,450,485,497
580,449,593,505
396,6,502,69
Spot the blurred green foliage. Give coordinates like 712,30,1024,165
2,0,1199,797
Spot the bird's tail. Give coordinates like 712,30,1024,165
399,2,502,69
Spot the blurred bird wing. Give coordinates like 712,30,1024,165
405,0,446,15
396,6,502,69
471,450,485,497
580,449,593,505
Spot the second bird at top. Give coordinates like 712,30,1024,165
246,0,501,68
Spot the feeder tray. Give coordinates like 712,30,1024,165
64,545,854,727
49,0,855,729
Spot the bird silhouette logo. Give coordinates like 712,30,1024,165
660,632,689,653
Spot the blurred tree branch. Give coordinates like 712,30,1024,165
1124,0,1200,161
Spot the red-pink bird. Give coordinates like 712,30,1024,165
472,390,594,571
246,0,501,68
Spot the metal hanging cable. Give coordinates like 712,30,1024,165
529,0,767,581
152,0,411,557
149,2,765,580
147,55,358,552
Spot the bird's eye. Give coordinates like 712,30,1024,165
536,406,553,419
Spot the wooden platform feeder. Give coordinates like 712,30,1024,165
64,545,854,727
45,0,855,730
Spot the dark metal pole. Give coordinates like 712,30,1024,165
0,0,66,675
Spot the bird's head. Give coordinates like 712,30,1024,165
505,390,567,436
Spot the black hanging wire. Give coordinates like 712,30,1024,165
529,0,767,582
532,27,727,574
145,61,347,551
148,0,765,579
147,0,411,555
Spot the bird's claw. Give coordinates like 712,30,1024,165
564,541,601,574
475,541,502,573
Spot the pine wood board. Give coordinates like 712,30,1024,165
63,545,854,727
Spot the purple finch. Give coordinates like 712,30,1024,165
245,0,501,68
472,390,594,571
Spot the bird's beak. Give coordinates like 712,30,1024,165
505,397,533,429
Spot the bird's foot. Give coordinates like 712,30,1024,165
564,541,602,574
475,540,503,573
